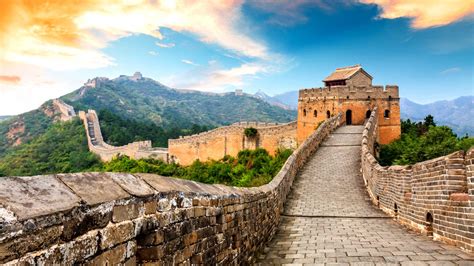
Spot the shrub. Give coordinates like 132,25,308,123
244,127,258,138
103,148,293,187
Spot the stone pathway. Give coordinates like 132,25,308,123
258,126,473,265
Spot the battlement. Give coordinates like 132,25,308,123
168,121,297,165
84,77,109,88
298,85,399,101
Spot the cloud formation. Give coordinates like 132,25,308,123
360,0,474,28
0,0,267,71
440,67,461,75
168,62,268,92
0,75,21,84
155,42,176,48
181,59,199,66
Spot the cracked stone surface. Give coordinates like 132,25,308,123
258,126,474,265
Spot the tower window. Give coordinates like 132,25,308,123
389,96,392,101
313,110,317,117
326,111,331,118
366,110,371,119
346,96,349,99
303,109,307,116
368,96,371,99
384,109,390,118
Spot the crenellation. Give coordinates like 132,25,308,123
168,121,297,165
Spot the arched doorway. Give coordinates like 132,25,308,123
366,110,371,119
346,110,352,125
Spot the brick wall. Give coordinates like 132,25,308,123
0,114,342,264
297,85,401,145
361,108,473,252
168,121,297,166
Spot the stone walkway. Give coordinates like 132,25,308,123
257,126,473,265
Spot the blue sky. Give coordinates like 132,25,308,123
0,0,473,115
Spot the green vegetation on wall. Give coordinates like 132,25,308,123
244,127,258,138
103,148,293,187
378,115,474,166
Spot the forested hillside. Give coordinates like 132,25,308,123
62,75,296,128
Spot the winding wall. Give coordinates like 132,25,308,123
361,108,474,252
0,114,342,264
79,110,168,162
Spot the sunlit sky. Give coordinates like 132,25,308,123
0,0,473,115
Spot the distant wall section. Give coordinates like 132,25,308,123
79,110,168,162
168,121,297,165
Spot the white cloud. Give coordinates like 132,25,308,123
148,51,159,56
440,67,461,75
1,1,268,71
155,42,175,48
168,62,268,92
360,0,474,28
181,59,199,66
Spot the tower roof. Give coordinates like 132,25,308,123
323,65,372,82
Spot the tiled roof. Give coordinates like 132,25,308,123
323,65,371,81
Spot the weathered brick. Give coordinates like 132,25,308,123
99,221,134,250
113,203,141,223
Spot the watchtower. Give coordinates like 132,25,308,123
297,65,401,144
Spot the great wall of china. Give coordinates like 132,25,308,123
168,121,297,165
362,108,473,252
0,66,471,264
78,110,169,162
1,112,472,264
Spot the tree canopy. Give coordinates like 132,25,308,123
378,115,474,166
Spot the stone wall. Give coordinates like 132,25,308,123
0,114,342,265
297,85,401,145
78,110,169,162
361,108,473,252
168,121,297,166
52,99,76,121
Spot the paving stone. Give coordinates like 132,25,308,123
257,126,474,265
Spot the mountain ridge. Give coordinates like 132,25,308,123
0,73,296,155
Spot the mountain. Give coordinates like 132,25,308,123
253,90,299,110
400,96,474,136
0,73,296,155
62,74,296,128
0,116,10,122
252,90,293,110
272,91,299,110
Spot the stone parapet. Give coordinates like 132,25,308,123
361,108,473,253
0,114,342,264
